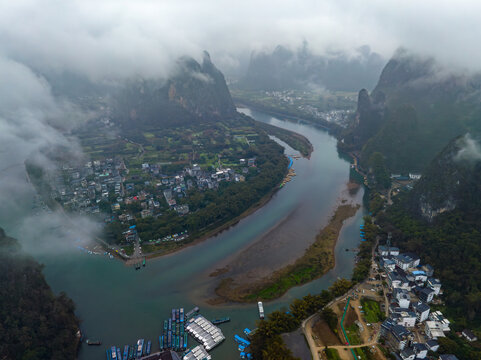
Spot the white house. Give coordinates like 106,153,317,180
412,302,430,323
430,311,451,332
413,343,428,359
394,288,411,309
418,287,435,303
425,321,446,339
462,329,477,342
378,245,400,257
427,277,442,295
426,339,439,352
400,347,415,360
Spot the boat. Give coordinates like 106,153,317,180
176,309,180,322
234,335,251,346
111,346,117,359
159,335,164,350
136,339,144,358
123,345,129,360
180,308,184,322
128,346,135,359
243,328,252,336
171,309,176,321
86,339,102,345
164,320,168,331
106,349,112,360
258,301,265,319
176,334,180,349
168,318,172,331
183,333,188,349
146,340,151,355
185,306,199,319
167,331,172,349
116,347,122,360
211,317,230,325
142,258,146,267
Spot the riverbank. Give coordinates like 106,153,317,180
213,202,360,303
142,180,285,260
254,120,314,158
235,99,342,135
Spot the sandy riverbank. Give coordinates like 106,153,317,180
211,202,360,303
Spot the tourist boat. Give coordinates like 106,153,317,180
258,301,265,319
211,317,230,325
146,340,151,355
136,339,144,358
86,339,101,345
123,345,129,360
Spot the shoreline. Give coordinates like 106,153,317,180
212,202,361,303
141,182,284,261
235,100,337,133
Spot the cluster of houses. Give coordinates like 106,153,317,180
263,90,353,127
49,158,127,215
378,245,472,360
49,156,255,244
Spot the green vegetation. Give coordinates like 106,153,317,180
354,347,376,360
351,216,377,283
380,200,481,327
324,348,342,360
438,333,481,360
344,323,361,345
219,204,359,302
250,280,354,360
361,298,384,323
321,307,339,333
0,228,79,360
255,121,312,157
367,152,391,190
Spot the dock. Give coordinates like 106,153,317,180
185,315,225,351
183,345,211,360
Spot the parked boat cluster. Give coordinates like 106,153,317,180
102,306,231,360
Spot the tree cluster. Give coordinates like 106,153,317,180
0,229,80,360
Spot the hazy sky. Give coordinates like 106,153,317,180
1,0,481,80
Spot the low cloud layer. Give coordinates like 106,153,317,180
0,56,98,253
2,1,481,81
455,134,481,162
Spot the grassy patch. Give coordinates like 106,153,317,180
345,324,361,345
325,348,342,360
361,298,384,323
354,347,376,360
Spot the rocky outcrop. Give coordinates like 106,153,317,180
114,51,236,129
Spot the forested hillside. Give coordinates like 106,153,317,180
340,48,481,173
379,136,481,328
0,229,80,360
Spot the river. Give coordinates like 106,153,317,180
6,108,365,360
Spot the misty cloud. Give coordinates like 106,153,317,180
0,56,98,253
2,0,481,82
455,134,481,162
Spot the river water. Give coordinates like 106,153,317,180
6,108,365,360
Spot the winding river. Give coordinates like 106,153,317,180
7,108,365,359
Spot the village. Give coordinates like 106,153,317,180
45,154,256,246
303,233,473,360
